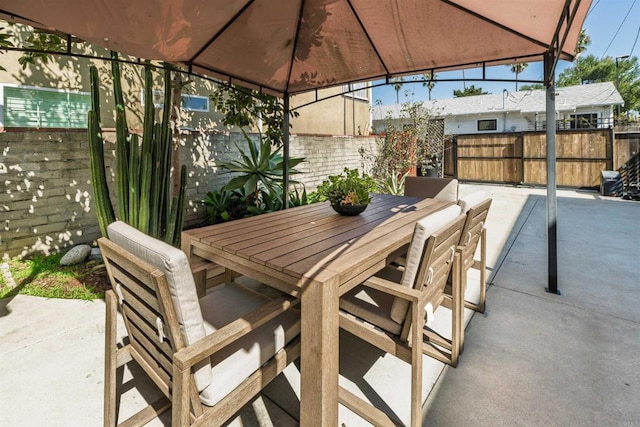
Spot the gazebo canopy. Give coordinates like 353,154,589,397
1,0,590,96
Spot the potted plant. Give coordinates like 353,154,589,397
317,168,377,215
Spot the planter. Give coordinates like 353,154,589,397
331,204,368,216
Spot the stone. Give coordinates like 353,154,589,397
88,247,103,263
59,244,91,266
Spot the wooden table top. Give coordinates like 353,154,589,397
184,194,453,293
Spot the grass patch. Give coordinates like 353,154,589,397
0,253,110,300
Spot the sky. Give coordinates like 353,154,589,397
372,0,640,105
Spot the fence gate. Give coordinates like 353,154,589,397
451,129,613,188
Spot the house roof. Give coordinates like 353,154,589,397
374,82,624,120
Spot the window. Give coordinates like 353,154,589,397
477,119,497,131
569,113,597,129
141,90,209,112
342,82,369,101
1,85,91,128
181,95,209,112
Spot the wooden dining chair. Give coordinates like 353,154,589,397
404,176,459,201
100,221,301,427
456,191,492,313
338,205,466,427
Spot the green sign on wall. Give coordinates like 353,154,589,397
3,86,90,128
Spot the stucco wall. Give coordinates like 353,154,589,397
1,130,376,259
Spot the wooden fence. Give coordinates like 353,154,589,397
447,129,615,188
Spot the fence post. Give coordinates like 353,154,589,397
453,136,458,179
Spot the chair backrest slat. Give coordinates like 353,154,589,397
459,198,492,265
109,267,162,314
414,215,465,294
122,303,175,362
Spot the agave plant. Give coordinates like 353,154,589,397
376,169,409,195
216,129,305,200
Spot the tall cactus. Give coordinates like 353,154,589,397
88,59,187,247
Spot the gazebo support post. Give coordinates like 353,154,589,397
544,51,560,295
283,93,290,209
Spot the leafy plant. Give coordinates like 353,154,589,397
0,27,14,72
216,130,305,201
210,84,299,147
202,188,247,223
289,185,319,207
375,170,408,195
317,168,376,206
202,184,319,224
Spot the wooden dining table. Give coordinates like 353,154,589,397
181,193,454,426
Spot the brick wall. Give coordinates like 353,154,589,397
1,130,376,259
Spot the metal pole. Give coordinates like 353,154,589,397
544,52,559,295
283,93,290,209
615,55,629,119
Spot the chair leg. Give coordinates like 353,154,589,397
479,227,487,313
410,302,424,427
172,362,192,427
104,291,118,427
451,253,462,363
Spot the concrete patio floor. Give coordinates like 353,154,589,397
1,183,638,426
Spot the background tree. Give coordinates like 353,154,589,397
558,55,639,113
453,85,488,97
0,26,14,71
391,77,405,104
518,84,545,91
421,73,437,100
508,62,528,91
575,29,591,57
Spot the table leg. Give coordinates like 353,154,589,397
300,275,339,426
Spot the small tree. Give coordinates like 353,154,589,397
361,101,442,182
453,85,488,97
210,84,298,147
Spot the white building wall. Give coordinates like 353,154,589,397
374,105,617,136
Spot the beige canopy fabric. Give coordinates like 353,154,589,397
0,0,590,96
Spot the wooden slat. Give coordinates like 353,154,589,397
110,267,161,314
338,386,397,427
122,304,174,360
240,197,405,260
118,397,171,427
284,200,451,276
126,316,173,374
129,342,172,395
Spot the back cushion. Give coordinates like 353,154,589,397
107,221,212,391
458,190,489,213
404,177,459,201
389,204,462,323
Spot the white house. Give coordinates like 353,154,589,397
373,82,624,135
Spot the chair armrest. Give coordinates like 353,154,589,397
361,276,421,303
173,297,300,371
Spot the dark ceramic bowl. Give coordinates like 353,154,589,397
331,203,368,216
